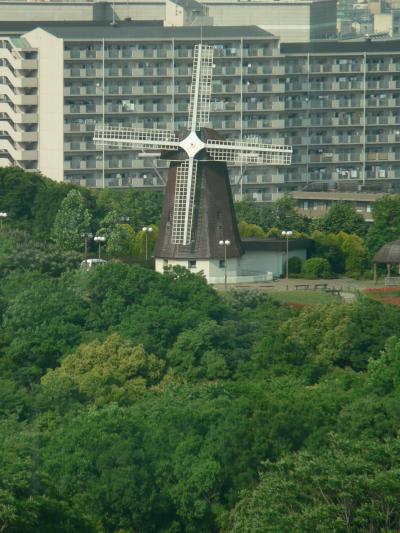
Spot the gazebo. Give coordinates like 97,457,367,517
373,240,400,285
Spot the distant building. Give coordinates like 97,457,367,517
0,0,337,43
291,191,386,222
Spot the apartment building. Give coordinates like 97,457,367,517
2,23,400,201
0,23,290,199
280,39,400,199
0,36,38,170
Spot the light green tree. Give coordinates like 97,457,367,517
39,333,165,409
132,224,159,259
51,189,92,250
98,209,136,256
237,220,265,238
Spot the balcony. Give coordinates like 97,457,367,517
272,65,285,75
0,48,37,70
0,139,37,161
64,123,96,133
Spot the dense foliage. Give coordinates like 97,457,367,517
1,169,400,531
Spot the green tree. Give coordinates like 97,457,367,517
235,197,310,233
366,194,400,254
0,277,88,383
0,229,81,277
336,231,369,277
132,224,159,260
95,188,163,230
263,195,309,233
39,333,165,410
367,336,400,395
51,189,92,251
237,220,265,238
288,255,302,274
0,167,42,230
228,435,400,533
302,257,332,279
234,201,263,226
313,202,366,236
0,419,95,532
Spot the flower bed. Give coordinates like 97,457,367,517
364,287,400,306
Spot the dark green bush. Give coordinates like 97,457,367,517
288,256,302,275
302,257,331,279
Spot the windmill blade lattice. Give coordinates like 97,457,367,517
94,125,180,151
205,139,292,165
171,158,198,245
188,44,214,132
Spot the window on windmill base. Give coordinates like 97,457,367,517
219,259,225,268
163,259,169,268
188,260,197,269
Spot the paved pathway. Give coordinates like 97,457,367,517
214,277,384,294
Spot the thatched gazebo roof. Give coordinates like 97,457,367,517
373,240,400,264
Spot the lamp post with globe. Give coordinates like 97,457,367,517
281,230,293,281
142,226,153,261
218,239,231,289
94,235,106,259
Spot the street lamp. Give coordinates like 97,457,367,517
218,239,231,289
0,212,7,229
142,226,153,261
81,232,93,265
281,230,293,281
94,235,106,259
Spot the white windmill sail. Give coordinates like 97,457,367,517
171,43,214,245
171,158,198,245
187,44,214,132
94,125,180,152
205,138,292,165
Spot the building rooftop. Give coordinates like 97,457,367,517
242,238,311,252
281,38,400,53
0,20,274,39
373,240,400,264
291,191,386,202
40,23,273,40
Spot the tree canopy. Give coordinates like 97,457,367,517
1,166,400,532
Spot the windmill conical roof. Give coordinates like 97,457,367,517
373,240,400,264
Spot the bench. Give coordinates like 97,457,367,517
295,284,310,290
325,288,341,296
314,283,328,290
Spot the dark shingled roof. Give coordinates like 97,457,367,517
242,238,311,252
373,240,400,264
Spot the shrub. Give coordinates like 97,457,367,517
302,257,331,279
288,256,302,274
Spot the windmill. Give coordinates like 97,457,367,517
94,44,292,277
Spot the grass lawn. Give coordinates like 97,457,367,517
271,290,340,306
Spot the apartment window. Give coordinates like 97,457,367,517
219,260,225,268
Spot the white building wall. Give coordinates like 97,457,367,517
24,28,64,182
155,248,307,284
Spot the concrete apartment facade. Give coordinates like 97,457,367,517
3,23,400,200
